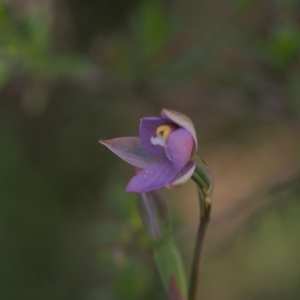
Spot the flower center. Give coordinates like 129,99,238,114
150,124,178,147
156,124,177,140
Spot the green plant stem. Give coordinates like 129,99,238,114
188,187,211,300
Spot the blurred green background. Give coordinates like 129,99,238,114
1,0,300,299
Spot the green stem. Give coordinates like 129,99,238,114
188,188,210,300
188,157,213,300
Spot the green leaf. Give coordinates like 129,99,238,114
18,9,51,56
154,236,187,298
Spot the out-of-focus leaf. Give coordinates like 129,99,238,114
272,26,300,67
154,237,187,298
256,25,300,68
97,0,187,84
0,1,91,84
22,10,51,56
0,0,11,29
130,0,175,60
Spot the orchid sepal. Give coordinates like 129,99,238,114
99,137,162,169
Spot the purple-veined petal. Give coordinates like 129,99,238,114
99,137,161,169
167,160,196,188
139,117,171,158
161,109,198,154
126,160,177,193
166,129,194,171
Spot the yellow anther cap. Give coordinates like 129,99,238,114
156,124,177,140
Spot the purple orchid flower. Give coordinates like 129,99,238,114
99,109,197,193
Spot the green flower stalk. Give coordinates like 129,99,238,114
189,156,213,300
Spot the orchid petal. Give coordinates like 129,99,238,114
161,109,198,153
167,160,196,188
167,129,194,171
126,160,177,193
99,137,160,169
139,117,171,158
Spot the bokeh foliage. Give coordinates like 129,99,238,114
0,0,300,299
